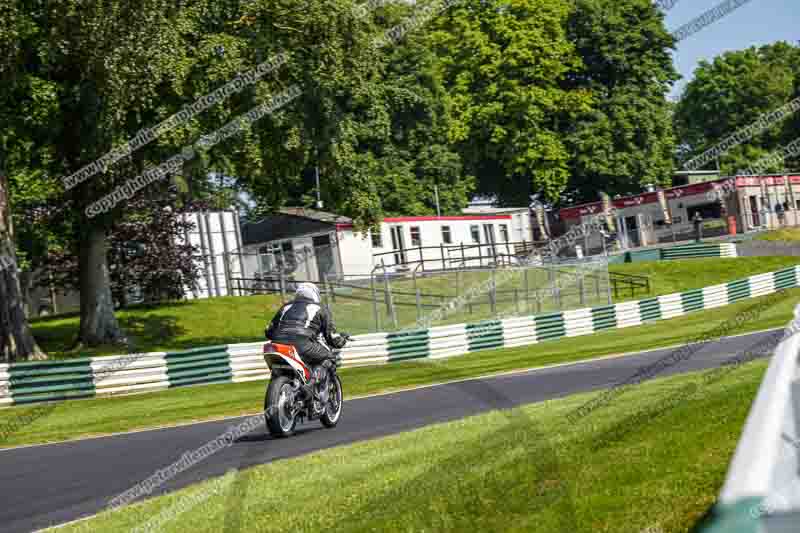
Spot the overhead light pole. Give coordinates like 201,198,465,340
315,165,323,210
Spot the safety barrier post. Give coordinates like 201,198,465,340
371,271,381,332
413,265,423,323
383,268,397,330
524,268,530,312
490,269,497,315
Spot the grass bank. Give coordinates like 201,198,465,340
610,256,799,301
3,287,797,448
30,256,800,359
30,295,284,359
754,228,800,242
56,359,766,533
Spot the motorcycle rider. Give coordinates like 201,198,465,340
265,282,348,406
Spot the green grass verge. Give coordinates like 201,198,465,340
30,295,284,359
3,287,798,448
610,256,800,301
30,257,800,358
57,359,767,533
754,228,800,242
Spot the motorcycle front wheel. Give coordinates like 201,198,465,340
265,376,298,437
320,374,343,428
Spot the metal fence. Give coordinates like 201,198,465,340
322,257,624,334
232,256,654,336
371,240,545,272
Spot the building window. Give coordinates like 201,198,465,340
410,226,421,247
281,241,296,270
499,224,509,242
470,225,480,243
687,203,722,220
371,230,383,248
269,243,283,270
441,226,452,244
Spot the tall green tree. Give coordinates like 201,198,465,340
3,0,266,348
348,4,475,218
0,0,46,361
206,0,397,231
564,0,678,203
427,0,593,205
674,42,800,175
225,0,476,229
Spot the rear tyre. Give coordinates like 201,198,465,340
321,374,343,428
265,376,298,437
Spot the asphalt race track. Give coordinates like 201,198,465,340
0,328,784,532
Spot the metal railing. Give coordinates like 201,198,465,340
327,258,618,333
609,271,651,298
371,239,548,272
233,259,652,334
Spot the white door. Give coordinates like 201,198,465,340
483,224,497,258
390,226,407,266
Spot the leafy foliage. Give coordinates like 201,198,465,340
42,191,204,307
428,0,593,205
564,0,678,203
674,41,800,175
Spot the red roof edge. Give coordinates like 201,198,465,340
382,215,512,223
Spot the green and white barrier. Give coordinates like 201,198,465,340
695,307,800,533
0,264,797,408
661,242,738,260
611,242,738,263
0,364,11,407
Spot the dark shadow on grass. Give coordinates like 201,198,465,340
118,314,184,349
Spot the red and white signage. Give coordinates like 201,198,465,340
736,175,800,187
559,181,717,221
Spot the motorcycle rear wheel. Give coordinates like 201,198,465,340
321,374,343,428
265,376,298,437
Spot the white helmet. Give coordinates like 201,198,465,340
295,282,321,303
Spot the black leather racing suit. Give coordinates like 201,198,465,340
265,296,347,368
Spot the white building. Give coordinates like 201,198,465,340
461,205,533,243
368,215,521,274
181,210,245,299
241,208,350,283
241,208,528,282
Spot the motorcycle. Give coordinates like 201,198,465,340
262,339,347,437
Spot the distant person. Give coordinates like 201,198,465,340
776,202,786,225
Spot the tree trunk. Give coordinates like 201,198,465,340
19,268,33,318
78,225,126,346
0,172,45,363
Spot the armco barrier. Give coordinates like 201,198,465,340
660,242,737,260
0,264,796,408
611,242,738,263
695,306,800,533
